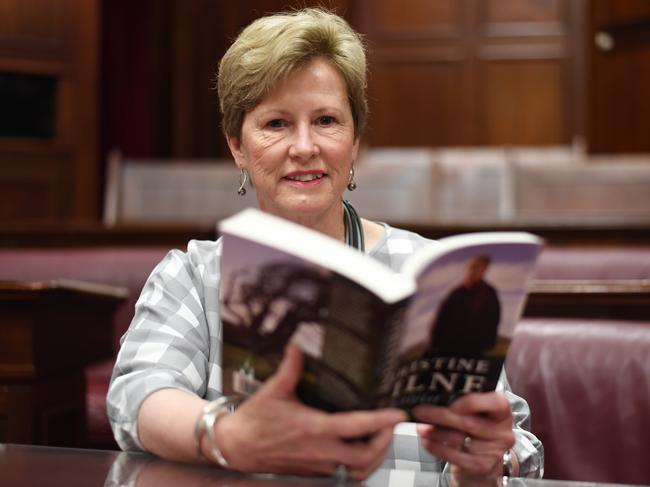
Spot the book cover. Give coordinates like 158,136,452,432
219,209,543,411
379,234,541,407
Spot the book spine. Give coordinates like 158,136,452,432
374,299,410,405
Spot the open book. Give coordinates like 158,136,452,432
219,208,543,412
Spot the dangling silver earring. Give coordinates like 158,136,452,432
347,166,357,191
237,168,248,196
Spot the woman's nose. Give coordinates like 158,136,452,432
288,124,319,160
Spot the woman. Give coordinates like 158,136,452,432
107,8,543,480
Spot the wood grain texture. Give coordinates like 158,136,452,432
0,0,99,222
360,0,575,146
587,1,650,152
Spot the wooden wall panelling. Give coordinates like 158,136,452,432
68,0,100,220
0,149,72,220
360,0,474,146
587,1,650,153
235,0,353,23
593,0,650,23
0,0,100,222
373,0,461,37
0,0,66,58
162,0,225,158
483,0,564,25
475,0,572,145
480,60,566,145
358,0,580,147
370,58,470,146
567,0,587,148
147,0,354,160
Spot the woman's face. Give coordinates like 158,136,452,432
227,58,359,224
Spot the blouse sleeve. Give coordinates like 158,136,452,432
106,240,222,451
498,369,545,477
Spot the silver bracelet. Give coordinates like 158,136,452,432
194,395,244,468
502,449,515,477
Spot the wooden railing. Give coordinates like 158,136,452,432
526,279,650,321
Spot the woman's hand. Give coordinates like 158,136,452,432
216,345,407,480
412,393,515,477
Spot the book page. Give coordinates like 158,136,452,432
219,208,414,304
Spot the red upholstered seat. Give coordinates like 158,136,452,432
506,318,650,484
0,247,170,449
85,360,118,447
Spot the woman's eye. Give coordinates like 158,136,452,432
317,116,335,126
266,119,286,129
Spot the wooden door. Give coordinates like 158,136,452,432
587,1,650,153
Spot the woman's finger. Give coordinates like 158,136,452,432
450,392,511,420
421,437,503,476
413,394,513,442
346,426,395,480
257,344,303,399
423,425,467,450
320,408,406,440
412,404,478,434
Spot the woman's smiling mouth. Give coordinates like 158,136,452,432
284,172,326,182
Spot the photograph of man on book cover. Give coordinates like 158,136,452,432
426,254,501,357
398,243,536,361
381,243,536,408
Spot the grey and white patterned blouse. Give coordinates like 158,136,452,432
107,223,543,477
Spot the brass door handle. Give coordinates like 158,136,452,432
594,31,615,51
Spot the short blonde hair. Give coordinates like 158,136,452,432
217,8,367,139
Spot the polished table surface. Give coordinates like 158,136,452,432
0,443,639,487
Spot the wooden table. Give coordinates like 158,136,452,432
0,442,637,487
0,280,126,446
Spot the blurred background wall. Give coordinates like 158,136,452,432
1,0,649,224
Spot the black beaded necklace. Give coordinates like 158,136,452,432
342,200,365,252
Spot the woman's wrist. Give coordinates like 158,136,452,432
194,395,244,468
502,448,521,477
450,447,519,478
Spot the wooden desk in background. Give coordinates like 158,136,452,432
526,279,650,320
0,280,126,447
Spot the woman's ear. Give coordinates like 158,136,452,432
226,135,246,168
351,136,360,163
